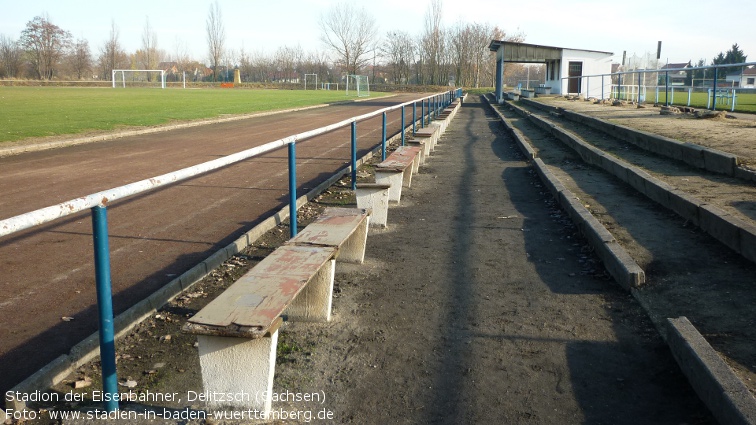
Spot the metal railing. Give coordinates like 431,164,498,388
0,87,463,411
559,61,756,110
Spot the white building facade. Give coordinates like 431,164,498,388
489,41,614,102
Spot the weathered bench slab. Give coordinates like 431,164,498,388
355,183,391,227
287,207,369,264
407,138,429,161
414,126,439,152
185,245,337,336
183,245,337,413
375,146,422,203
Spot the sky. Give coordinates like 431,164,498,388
1,0,754,67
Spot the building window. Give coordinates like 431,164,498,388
748,77,755,85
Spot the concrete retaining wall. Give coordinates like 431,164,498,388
485,93,756,425
484,95,645,290
506,99,756,266
666,317,756,425
520,98,756,183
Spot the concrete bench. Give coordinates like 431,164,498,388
407,138,429,163
286,207,369,264
355,183,391,227
433,114,451,134
182,245,337,414
374,146,422,203
413,126,439,153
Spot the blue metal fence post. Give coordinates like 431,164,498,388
618,73,622,100
381,112,387,161
91,206,118,413
711,68,718,110
413,102,418,131
351,121,357,190
421,100,425,128
288,142,297,237
401,105,406,146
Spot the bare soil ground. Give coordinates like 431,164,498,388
12,98,714,424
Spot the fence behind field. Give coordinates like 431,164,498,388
561,61,756,113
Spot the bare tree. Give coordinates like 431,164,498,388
381,31,415,85
448,22,472,87
206,1,225,82
140,17,159,79
20,15,72,79
68,38,92,80
0,35,24,78
420,0,444,85
98,21,128,80
319,3,378,76
274,45,302,83
171,36,192,81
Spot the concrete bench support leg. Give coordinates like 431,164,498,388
336,217,369,264
355,184,390,227
411,151,420,174
414,137,432,157
402,166,414,188
285,259,336,322
407,141,427,165
197,329,279,415
375,170,405,203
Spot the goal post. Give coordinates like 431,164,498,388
346,75,370,97
304,73,318,90
112,69,166,89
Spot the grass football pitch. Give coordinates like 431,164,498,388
0,87,388,144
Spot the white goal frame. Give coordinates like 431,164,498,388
112,69,166,89
304,73,318,90
346,75,370,97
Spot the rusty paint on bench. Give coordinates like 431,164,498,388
183,245,336,338
376,146,420,172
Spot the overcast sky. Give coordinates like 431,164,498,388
2,0,754,66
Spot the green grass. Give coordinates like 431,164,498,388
463,87,495,96
618,89,756,113
0,87,389,143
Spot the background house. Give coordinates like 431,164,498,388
725,67,756,88
659,62,691,86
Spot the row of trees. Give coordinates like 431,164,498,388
0,15,196,82
1,1,526,87
689,43,749,82
319,0,522,87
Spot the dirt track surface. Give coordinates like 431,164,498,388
27,97,712,424
0,95,424,395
